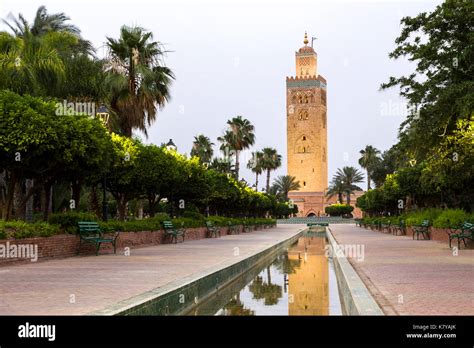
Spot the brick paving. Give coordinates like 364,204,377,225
330,224,474,315
0,225,304,315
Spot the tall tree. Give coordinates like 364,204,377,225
358,145,381,190
105,25,174,137
217,116,255,180
326,177,345,204
247,151,263,190
190,135,214,164
381,0,473,160
335,166,364,205
261,147,282,193
272,175,300,201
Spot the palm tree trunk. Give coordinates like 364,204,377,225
367,170,371,190
346,191,351,205
338,192,343,204
235,150,240,180
266,169,271,192
255,172,259,189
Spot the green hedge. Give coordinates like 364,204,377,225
48,212,98,233
325,204,354,216
0,214,276,239
0,220,61,239
361,209,474,228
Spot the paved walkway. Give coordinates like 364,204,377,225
0,225,304,315
330,224,474,315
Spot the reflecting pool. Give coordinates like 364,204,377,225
188,232,342,315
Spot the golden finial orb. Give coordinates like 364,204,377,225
304,32,309,45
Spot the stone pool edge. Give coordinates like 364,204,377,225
326,227,384,316
88,228,305,315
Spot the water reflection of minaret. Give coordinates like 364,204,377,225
287,234,329,315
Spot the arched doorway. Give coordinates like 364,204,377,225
307,212,316,217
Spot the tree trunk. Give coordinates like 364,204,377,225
4,173,16,221
25,179,34,222
266,169,271,192
71,179,82,209
13,178,24,220
117,195,127,221
42,182,52,221
346,191,351,205
367,170,371,190
235,150,240,180
89,184,101,218
338,192,343,204
255,172,259,190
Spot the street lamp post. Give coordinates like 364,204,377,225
97,105,109,221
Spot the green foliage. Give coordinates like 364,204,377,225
432,209,474,228
325,204,354,216
48,212,98,233
0,220,61,239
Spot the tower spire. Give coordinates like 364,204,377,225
303,31,308,45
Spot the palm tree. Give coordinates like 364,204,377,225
261,147,282,192
247,151,263,189
209,157,234,175
358,145,381,190
326,177,345,204
190,135,214,164
1,6,95,96
2,6,93,55
217,116,255,180
105,25,175,137
335,166,364,205
272,175,300,201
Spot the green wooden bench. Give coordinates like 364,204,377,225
77,221,119,256
162,220,186,243
413,220,430,240
205,221,220,238
392,220,406,236
381,220,392,234
448,222,473,249
243,221,253,232
227,222,239,235
355,219,362,227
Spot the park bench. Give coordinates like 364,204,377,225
413,220,430,240
355,219,362,227
243,221,253,232
205,221,220,238
392,220,406,236
162,220,186,243
77,221,119,256
227,222,239,234
381,220,392,234
447,222,473,249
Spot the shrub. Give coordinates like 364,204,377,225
48,212,98,233
325,204,354,216
432,209,471,228
404,208,443,226
0,220,61,239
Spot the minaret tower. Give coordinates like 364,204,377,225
286,33,328,216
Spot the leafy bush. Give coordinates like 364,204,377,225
0,220,61,239
325,204,354,216
48,212,98,233
404,208,443,226
432,209,473,228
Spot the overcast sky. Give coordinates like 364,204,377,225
1,0,441,190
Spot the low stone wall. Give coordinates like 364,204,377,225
364,225,472,247
0,224,262,267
